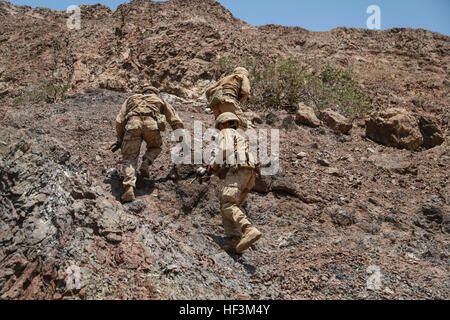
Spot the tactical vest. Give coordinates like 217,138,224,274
222,129,257,169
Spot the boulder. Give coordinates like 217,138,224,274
296,103,321,128
319,109,352,134
254,171,320,204
368,152,418,175
417,115,445,149
414,197,449,233
365,108,423,151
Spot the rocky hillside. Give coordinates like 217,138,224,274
0,0,449,300
1,88,449,299
0,0,449,120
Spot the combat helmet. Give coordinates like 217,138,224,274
215,112,241,129
233,67,249,77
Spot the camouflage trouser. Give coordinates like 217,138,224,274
220,167,256,238
121,128,162,188
212,101,248,129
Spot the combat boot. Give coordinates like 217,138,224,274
139,159,150,178
224,237,240,253
121,186,135,203
235,226,262,254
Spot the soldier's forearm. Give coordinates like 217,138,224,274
162,102,184,130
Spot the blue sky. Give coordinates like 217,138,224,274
7,0,450,35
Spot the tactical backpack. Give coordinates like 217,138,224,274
125,94,166,131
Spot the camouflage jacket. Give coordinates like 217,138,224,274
205,73,251,104
115,93,184,142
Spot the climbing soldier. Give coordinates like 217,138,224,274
115,85,184,203
203,112,262,254
205,67,253,129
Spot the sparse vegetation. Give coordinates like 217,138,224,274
212,56,371,119
213,55,236,79
14,80,70,104
305,64,371,119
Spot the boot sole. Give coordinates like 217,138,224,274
236,231,262,253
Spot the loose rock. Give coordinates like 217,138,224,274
296,103,321,128
319,109,352,134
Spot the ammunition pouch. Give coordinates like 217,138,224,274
208,85,225,108
223,92,238,100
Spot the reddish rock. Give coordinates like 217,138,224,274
319,109,352,134
0,0,449,301
365,108,424,151
417,114,445,148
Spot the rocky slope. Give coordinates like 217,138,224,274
0,0,449,121
0,0,449,300
0,89,448,299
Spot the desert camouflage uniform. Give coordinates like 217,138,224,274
116,93,184,189
205,68,251,128
210,127,258,239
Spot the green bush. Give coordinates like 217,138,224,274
211,56,371,119
249,58,305,112
305,64,371,119
43,81,70,103
14,81,69,104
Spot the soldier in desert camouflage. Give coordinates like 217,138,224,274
205,67,253,129
203,112,262,253
115,85,184,203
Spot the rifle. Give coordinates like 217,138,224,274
186,154,216,186
107,142,121,153
186,166,211,186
